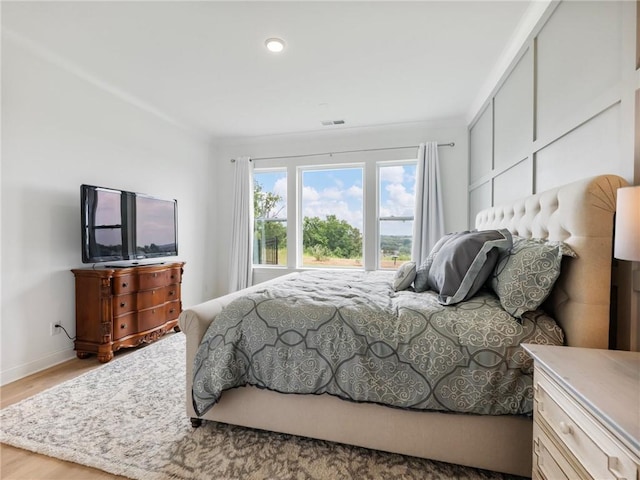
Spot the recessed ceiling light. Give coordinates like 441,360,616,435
265,38,285,53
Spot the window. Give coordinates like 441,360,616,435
253,170,287,266
301,167,363,268
253,157,417,270
378,163,416,270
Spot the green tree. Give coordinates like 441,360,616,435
254,181,286,252
254,181,284,219
303,215,362,259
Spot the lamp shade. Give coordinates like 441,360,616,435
614,185,640,261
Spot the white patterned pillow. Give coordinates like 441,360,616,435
392,262,416,291
490,237,572,318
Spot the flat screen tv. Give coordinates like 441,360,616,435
81,184,178,264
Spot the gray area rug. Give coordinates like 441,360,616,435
1,334,525,479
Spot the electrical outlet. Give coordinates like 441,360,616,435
50,322,62,336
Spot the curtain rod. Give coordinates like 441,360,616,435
230,142,455,162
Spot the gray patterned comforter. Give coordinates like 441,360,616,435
192,271,563,417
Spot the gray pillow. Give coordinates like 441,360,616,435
418,229,513,305
414,233,455,293
392,262,416,291
490,236,568,318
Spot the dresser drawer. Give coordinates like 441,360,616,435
166,300,180,320
168,267,182,284
535,370,638,480
113,294,136,316
164,284,180,302
113,313,137,340
138,305,166,331
113,275,136,295
138,270,168,290
137,288,165,310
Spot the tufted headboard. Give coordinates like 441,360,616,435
475,175,628,349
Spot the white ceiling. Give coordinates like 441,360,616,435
2,1,537,140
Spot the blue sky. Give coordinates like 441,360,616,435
254,163,416,235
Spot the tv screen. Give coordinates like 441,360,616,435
81,185,178,264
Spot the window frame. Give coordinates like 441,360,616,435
377,160,418,270
252,168,288,268
297,163,365,269
252,155,417,271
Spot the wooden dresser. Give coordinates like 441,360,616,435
524,344,640,480
72,262,184,362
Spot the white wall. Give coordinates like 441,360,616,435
467,0,638,350
212,121,469,296
1,37,215,385
469,1,636,207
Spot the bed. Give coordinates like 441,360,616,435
179,174,627,477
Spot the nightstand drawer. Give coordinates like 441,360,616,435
533,420,585,480
535,370,638,480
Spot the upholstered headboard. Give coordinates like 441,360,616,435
475,175,628,349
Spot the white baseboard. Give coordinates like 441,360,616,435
1,348,76,387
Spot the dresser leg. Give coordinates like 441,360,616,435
76,351,91,360
173,325,181,333
190,418,202,428
97,352,114,363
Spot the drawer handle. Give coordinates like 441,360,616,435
169,308,175,314
122,282,128,288
169,290,175,295
120,323,127,329
171,275,175,279
120,302,127,308
608,457,625,480
559,421,573,435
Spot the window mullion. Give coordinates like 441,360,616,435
363,160,378,271
288,164,298,268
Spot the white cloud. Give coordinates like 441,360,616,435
380,183,414,217
303,200,363,231
380,166,405,184
273,177,287,200
302,185,320,202
321,187,344,200
347,185,363,198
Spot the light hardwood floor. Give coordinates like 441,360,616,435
0,344,153,480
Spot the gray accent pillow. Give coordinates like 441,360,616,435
392,261,416,291
414,233,455,293
490,237,568,318
418,229,513,305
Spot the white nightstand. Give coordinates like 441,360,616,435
523,344,640,480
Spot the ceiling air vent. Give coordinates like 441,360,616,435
321,120,345,126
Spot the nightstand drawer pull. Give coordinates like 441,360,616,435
607,457,625,480
120,323,126,329
122,282,128,288
120,302,127,308
559,421,573,435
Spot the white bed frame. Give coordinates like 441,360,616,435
179,174,627,477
